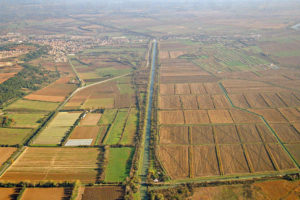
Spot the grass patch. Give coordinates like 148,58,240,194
0,128,32,145
105,111,128,145
6,113,46,128
5,99,59,112
104,147,134,182
117,83,134,95
81,98,114,109
120,109,138,145
98,109,118,125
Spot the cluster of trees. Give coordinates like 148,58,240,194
0,63,59,105
149,184,194,200
0,116,14,127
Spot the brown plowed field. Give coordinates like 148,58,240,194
0,147,17,166
191,126,214,144
277,92,300,107
22,188,70,200
214,125,240,144
193,145,220,177
256,124,278,143
244,93,269,108
212,95,231,109
267,144,296,170
229,94,250,108
180,96,198,109
82,186,124,200
245,143,275,172
184,110,210,124
229,110,261,123
158,146,189,179
160,75,218,83
197,95,215,109
204,83,222,94
261,93,286,108
279,108,300,123
80,113,102,126
286,144,300,164
251,109,287,123
68,126,100,143
0,188,17,200
270,123,300,143
159,95,181,109
190,83,206,94
159,126,189,144
208,110,233,124
160,84,174,95
159,110,185,124
219,144,250,175
293,123,300,133
236,124,262,143
175,83,190,95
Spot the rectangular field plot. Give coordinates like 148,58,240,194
245,144,275,172
267,144,296,170
158,146,189,179
0,147,17,166
175,83,190,94
244,93,269,108
82,186,124,200
292,123,300,133
261,93,286,108
277,92,300,107
286,144,300,164
65,139,93,146
208,110,233,124
251,109,287,123
82,98,114,109
68,126,100,145
33,112,81,145
197,95,215,109
6,113,45,128
5,99,59,112
0,188,17,200
159,110,185,124
180,96,198,109
212,95,231,109
184,110,210,124
159,126,188,144
191,126,214,144
204,82,222,94
255,124,278,143
270,124,300,143
159,95,181,109
236,124,262,143
214,125,240,144
279,108,300,123
228,94,249,108
219,144,250,175
22,188,70,200
190,83,207,95
193,145,220,177
98,109,117,125
120,108,138,145
104,147,134,182
0,128,32,145
160,84,175,95
0,147,99,183
80,113,102,126
229,110,261,123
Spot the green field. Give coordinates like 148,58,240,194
5,99,59,112
118,83,134,95
120,109,138,145
33,112,81,145
98,109,118,125
82,98,114,109
0,128,33,145
105,110,128,145
104,147,134,182
6,113,46,128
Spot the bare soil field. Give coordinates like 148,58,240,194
260,93,286,108
286,144,300,164
236,124,262,143
159,126,189,144
158,145,189,179
203,83,222,94
160,75,218,83
277,92,300,107
255,124,278,143
193,145,220,177
270,123,300,143
267,143,296,170
22,188,70,200
68,126,100,144
0,188,17,200
82,186,124,200
229,110,261,123
244,93,269,108
159,110,185,124
160,84,174,95
214,125,240,144
279,108,300,123
251,109,287,123
219,144,250,175
80,113,102,126
0,147,99,183
208,110,233,124
184,110,210,124
211,95,231,109
228,94,250,108
159,95,181,109
0,147,17,166
189,83,207,95
180,95,198,109
191,126,214,144
197,95,215,109
175,83,190,95
245,144,275,172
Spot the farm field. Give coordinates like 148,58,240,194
80,113,102,126
0,147,17,166
66,126,99,146
21,188,70,200
0,188,18,200
5,113,46,128
0,147,99,183
33,112,81,145
104,147,134,182
0,128,32,145
81,186,124,200
5,99,59,112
